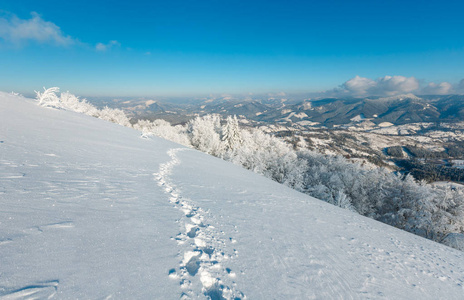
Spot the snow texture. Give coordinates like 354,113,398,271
1,92,464,299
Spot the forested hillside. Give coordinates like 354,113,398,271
34,88,464,250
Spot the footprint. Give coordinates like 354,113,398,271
186,225,199,238
225,268,236,278
0,238,13,246
205,286,226,300
0,172,25,179
0,280,59,300
186,258,200,276
203,246,215,256
40,221,74,230
157,149,244,299
168,268,178,279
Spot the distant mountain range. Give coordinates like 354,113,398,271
90,94,464,127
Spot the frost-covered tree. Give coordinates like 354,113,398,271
97,106,132,127
133,119,191,147
188,115,225,156
227,129,305,189
222,115,243,151
36,88,131,127
59,91,99,117
36,87,61,108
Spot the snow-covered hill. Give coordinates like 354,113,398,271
2,92,464,299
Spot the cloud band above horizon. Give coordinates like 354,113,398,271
330,75,462,97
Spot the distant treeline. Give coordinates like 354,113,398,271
396,159,464,183
384,144,464,183
386,143,464,160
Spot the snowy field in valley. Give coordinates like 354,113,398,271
2,92,464,299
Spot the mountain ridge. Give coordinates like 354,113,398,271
96,94,464,128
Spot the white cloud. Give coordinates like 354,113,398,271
326,76,464,97
332,75,420,97
374,76,419,95
96,40,120,51
0,12,75,46
421,82,453,95
342,76,377,96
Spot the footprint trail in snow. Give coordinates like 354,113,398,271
154,148,245,300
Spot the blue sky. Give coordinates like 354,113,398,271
1,0,464,97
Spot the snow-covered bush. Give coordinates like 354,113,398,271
36,87,131,127
228,129,305,189
133,119,191,147
97,106,131,127
36,87,61,108
60,91,99,117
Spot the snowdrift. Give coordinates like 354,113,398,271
1,92,464,299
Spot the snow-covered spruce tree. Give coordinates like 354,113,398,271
222,115,243,151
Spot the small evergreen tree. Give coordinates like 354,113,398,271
222,115,243,151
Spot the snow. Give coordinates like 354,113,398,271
302,101,312,110
452,160,464,169
378,122,394,127
2,93,464,299
296,120,320,126
350,114,366,122
293,112,308,119
145,100,156,106
432,181,464,190
442,234,464,251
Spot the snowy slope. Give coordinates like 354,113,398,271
1,92,464,299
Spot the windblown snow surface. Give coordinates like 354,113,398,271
1,92,464,299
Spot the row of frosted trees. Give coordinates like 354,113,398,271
36,88,464,250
